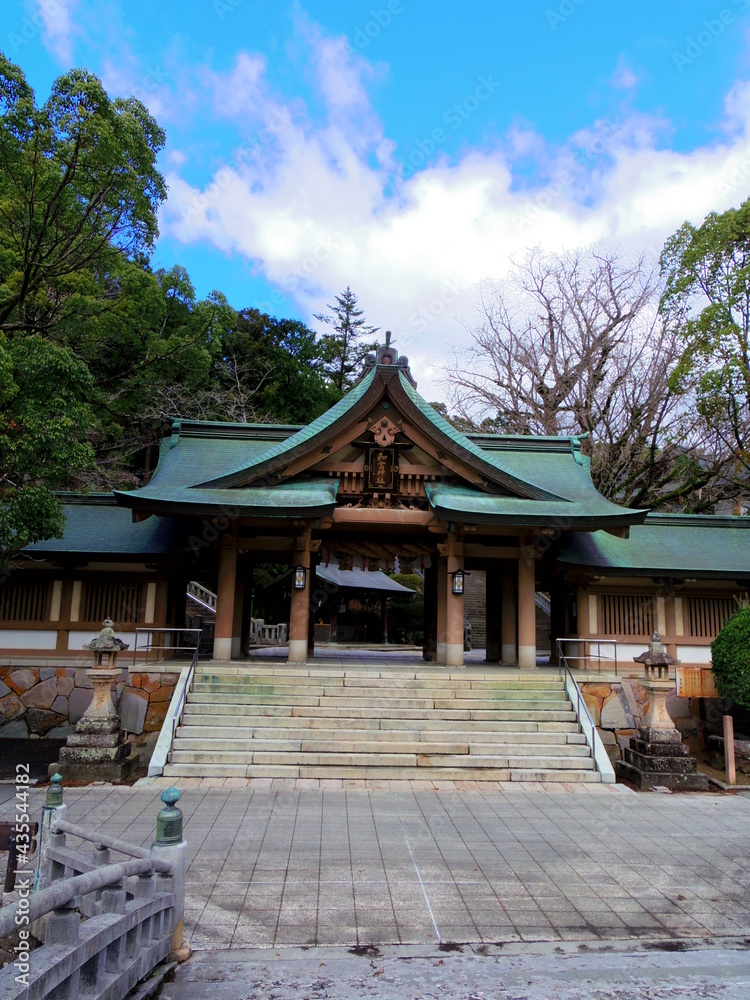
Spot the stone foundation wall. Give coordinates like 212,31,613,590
581,678,701,761
0,666,178,738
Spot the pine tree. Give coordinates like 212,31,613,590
315,286,379,393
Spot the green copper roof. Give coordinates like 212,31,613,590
112,361,645,527
195,369,377,488
425,482,641,528
557,514,750,577
24,495,194,555
115,478,339,517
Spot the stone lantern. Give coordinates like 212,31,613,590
50,620,133,783
614,633,707,790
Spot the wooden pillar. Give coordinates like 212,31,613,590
446,535,464,667
289,527,311,663
213,531,238,661
501,570,517,664
423,562,437,661
231,559,245,659
485,564,501,663
664,594,678,660
54,578,74,655
518,545,536,670
548,584,566,666
381,595,389,644
436,556,448,663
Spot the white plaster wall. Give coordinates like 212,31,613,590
676,644,712,664
0,630,58,649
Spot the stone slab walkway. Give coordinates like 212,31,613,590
2,783,750,952
160,943,750,1000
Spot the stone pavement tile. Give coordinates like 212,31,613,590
223,777,250,788
319,779,343,789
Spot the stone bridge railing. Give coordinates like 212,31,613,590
0,782,187,1000
248,618,288,645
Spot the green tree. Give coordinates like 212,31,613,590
711,606,750,710
219,309,341,423
660,201,750,504
1,333,94,564
0,54,167,549
0,54,166,337
315,286,379,393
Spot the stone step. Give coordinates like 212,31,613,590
187,693,571,711
168,748,594,769
190,683,570,702
182,704,578,723
192,676,567,694
163,761,602,781
175,725,587,744
171,736,592,757
195,668,559,684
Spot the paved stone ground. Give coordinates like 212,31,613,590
160,942,750,999
3,782,750,954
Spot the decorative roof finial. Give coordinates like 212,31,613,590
355,330,417,388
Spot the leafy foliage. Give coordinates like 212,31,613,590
660,200,750,502
711,606,750,710
0,332,94,563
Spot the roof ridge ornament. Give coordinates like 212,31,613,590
357,330,417,388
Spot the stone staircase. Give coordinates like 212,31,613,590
163,666,602,782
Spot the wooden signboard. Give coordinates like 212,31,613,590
676,667,719,699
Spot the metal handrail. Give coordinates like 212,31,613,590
557,646,616,782
132,626,203,665
556,637,618,675
167,641,200,764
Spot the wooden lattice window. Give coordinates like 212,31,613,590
687,597,736,638
82,580,145,624
599,594,654,636
0,577,50,622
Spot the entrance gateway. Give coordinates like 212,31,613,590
114,336,646,667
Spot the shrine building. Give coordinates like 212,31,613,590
2,338,749,671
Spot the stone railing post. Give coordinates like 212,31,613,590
150,787,188,958
34,772,67,891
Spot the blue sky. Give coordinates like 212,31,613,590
4,0,750,397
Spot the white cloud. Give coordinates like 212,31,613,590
158,27,750,401
32,0,79,65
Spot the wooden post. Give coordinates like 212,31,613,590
213,532,237,661
445,536,465,667
724,714,737,785
381,595,389,644
517,544,536,670
501,570,517,664
436,556,448,663
289,527,311,663
422,562,437,661
485,564,501,663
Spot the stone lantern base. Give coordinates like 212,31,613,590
615,679,708,791
50,667,133,783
